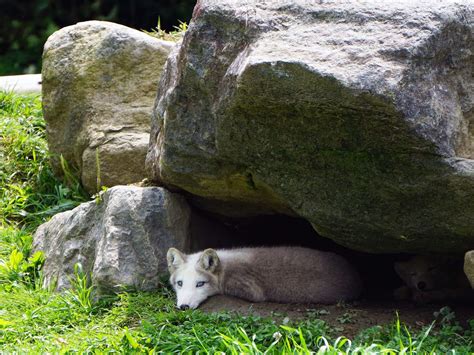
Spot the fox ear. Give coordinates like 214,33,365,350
198,249,220,273
167,248,186,273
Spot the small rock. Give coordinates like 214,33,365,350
33,186,191,292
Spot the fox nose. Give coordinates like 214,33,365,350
179,304,190,310
417,281,427,290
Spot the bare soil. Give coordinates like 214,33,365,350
200,295,474,338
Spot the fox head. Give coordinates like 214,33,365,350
394,256,457,291
167,248,221,310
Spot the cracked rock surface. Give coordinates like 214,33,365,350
147,0,474,253
33,186,191,292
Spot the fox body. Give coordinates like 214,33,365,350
167,246,362,309
394,255,472,303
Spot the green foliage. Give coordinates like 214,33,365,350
355,310,474,353
0,91,88,230
142,17,188,42
0,1,195,75
0,91,87,292
0,249,45,288
61,264,94,314
0,1,117,75
2,281,474,353
0,226,32,258
337,310,357,325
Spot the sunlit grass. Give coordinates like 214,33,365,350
0,91,87,229
142,18,188,42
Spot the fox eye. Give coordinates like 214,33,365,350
196,281,206,288
177,281,183,287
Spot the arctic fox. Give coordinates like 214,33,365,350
394,255,472,303
167,246,362,310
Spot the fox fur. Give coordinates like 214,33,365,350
394,255,473,304
167,246,362,309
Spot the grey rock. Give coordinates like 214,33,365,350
42,21,174,194
33,186,191,291
147,0,474,253
464,250,474,288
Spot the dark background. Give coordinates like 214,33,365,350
0,0,196,75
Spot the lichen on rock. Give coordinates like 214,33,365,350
42,20,175,194
147,0,474,253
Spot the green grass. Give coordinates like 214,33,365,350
0,90,86,230
2,285,473,353
1,91,474,353
142,18,188,42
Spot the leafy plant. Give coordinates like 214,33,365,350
0,249,44,288
306,308,330,318
61,263,95,314
337,311,357,325
0,249,24,283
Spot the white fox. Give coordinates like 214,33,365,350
167,246,362,310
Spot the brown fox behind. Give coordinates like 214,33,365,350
394,255,473,304
167,246,362,310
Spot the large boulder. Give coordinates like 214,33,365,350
33,186,191,291
147,1,474,253
42,21,174,194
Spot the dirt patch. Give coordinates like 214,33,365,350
200,295,474,338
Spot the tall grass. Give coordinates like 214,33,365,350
0,90,87,290
142,18,188,42
0,90,87,230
